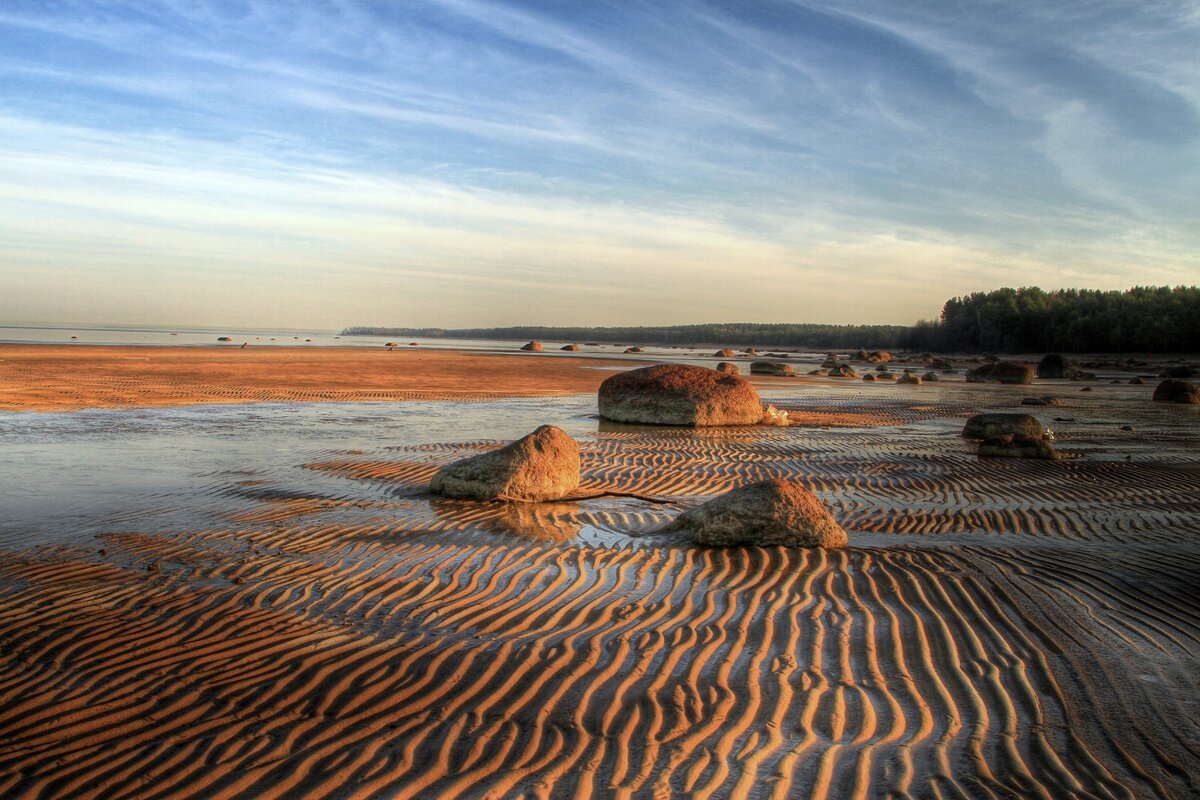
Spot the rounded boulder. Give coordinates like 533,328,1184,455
598,364,762,426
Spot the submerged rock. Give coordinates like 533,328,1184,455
1152,379,1200,404
430,425,580,502
670,479,847,547
978,434,1060,460
750,361,796,377
966,361,1034,385
598,364,763,426
962,413,1045,440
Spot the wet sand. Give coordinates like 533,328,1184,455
0,345,648,411
1,347,1198,798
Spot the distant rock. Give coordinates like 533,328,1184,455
867,350,892,363
862,373,875,381
750,361,796,377
716,361,740,375
1164,365,1195,379
409,342,419,346
929,359,953,371
1130,377,1145,385
561,343,580,351
430,425,580,502
962,413,1045,440
624,346,644,353
1152,379,1200,404
521,341,543,352
598,364,763,426
876,371,896,380
896,373,922,385
966,361,1034,385
743,348,758,355
852,349,870,361
827,364,857,378
668,479,847,548
923,372,939,381
978,434,1060,460
714,348,735,358
1037,353,1073,379
1021,396,1058,406
217,337,233,342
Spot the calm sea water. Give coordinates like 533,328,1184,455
0,323,818,364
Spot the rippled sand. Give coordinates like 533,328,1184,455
1,354,1197,798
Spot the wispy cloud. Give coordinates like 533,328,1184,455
0,0,1196,328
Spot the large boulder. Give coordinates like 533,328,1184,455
1037,353,1073,379
598,364,763,426
966,361,1034,385
430,425,580,501
1152,379,1200,404
962,413,1045,440
521,341,543,352
668,479,847,548
750,361,796,377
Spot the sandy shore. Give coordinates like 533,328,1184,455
1,348,1197,798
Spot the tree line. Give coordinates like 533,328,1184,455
343,285,1199,354
903,286,1199,353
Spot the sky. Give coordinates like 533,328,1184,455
1,0,1198,330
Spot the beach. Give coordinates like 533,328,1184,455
0,344,1197,798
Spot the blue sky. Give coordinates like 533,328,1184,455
1,0,1197,329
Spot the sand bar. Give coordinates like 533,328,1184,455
0,344,653,411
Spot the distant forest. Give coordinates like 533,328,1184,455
344,285,1199,353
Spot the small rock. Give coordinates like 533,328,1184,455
521,341,544,352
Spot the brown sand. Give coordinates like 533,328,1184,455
1,352,1198,798
0,344,645,411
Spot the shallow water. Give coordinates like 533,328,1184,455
0,397,603,548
